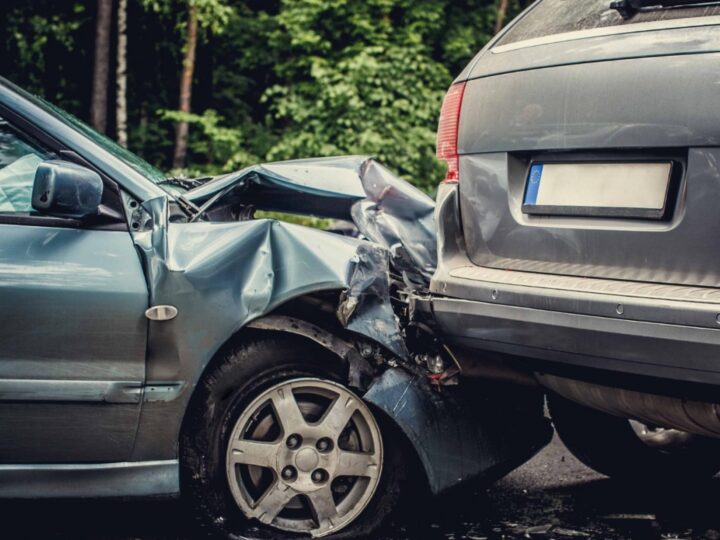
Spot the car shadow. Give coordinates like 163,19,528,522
3,475,720,539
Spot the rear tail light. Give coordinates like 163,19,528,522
436,81,466,183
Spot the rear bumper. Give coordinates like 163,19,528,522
428,291,720,388
429,183,720,393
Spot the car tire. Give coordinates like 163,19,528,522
180,333,408,539
548,392,720,481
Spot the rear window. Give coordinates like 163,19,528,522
497,0,720,47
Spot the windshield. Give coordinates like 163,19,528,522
7,80,167,184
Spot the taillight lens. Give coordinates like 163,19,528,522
436,81,466,183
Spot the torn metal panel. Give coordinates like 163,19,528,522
185,156,437,285
364,367,552,494
350,159,437,285
131,196,410,459
185,156,370,219
129,157,444,461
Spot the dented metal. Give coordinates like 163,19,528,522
364,367,552,494
185,156,437,285
246,315,376,392
126,160,433,461
135,196,408,361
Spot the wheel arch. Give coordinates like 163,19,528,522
176,298,431,497
178,293,379,450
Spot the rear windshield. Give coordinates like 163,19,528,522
497,0,720,47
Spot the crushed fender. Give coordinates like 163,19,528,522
133,196,408,381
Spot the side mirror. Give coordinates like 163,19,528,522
32,160,103,220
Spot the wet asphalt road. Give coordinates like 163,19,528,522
4,433,720,540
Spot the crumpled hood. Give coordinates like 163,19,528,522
185,156,437,284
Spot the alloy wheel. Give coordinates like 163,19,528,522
225,378,383,537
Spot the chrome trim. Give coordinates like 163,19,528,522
0,379,142,403
492,15,720,53
145,305,178,321
143,382,185,402
0,460,179,498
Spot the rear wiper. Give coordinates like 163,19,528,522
610,0,720,19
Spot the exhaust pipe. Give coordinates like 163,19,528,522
537,373,720,439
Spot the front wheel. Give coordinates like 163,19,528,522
181,335,407,539
548,392,720,481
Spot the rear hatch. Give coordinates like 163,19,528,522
456,0,720,288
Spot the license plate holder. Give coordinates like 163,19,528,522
522,161,673,219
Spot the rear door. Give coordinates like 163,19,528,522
0,114,148,463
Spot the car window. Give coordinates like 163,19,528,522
0,118,52,213
1,79,167,185
497,0,720,47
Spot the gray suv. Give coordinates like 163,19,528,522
425,0,720,480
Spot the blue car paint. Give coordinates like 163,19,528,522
0,78,421,467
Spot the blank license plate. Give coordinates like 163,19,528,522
522,162,673,219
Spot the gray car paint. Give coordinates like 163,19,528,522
429,8,720,393
0,461,177,499
458,53,720,155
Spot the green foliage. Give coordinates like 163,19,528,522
190,0,234,33
255,210,332,230
140,0,233,34
160,108,258,173
0,0,532,190
2,2,89,110
264,42,450,190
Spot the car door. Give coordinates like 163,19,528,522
0,114,149,463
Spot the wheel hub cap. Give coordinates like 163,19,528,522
295,448,320,472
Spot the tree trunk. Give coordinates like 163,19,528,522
116,0,128,147
91,0,113,133
172,5,199,169
495,0,510,34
